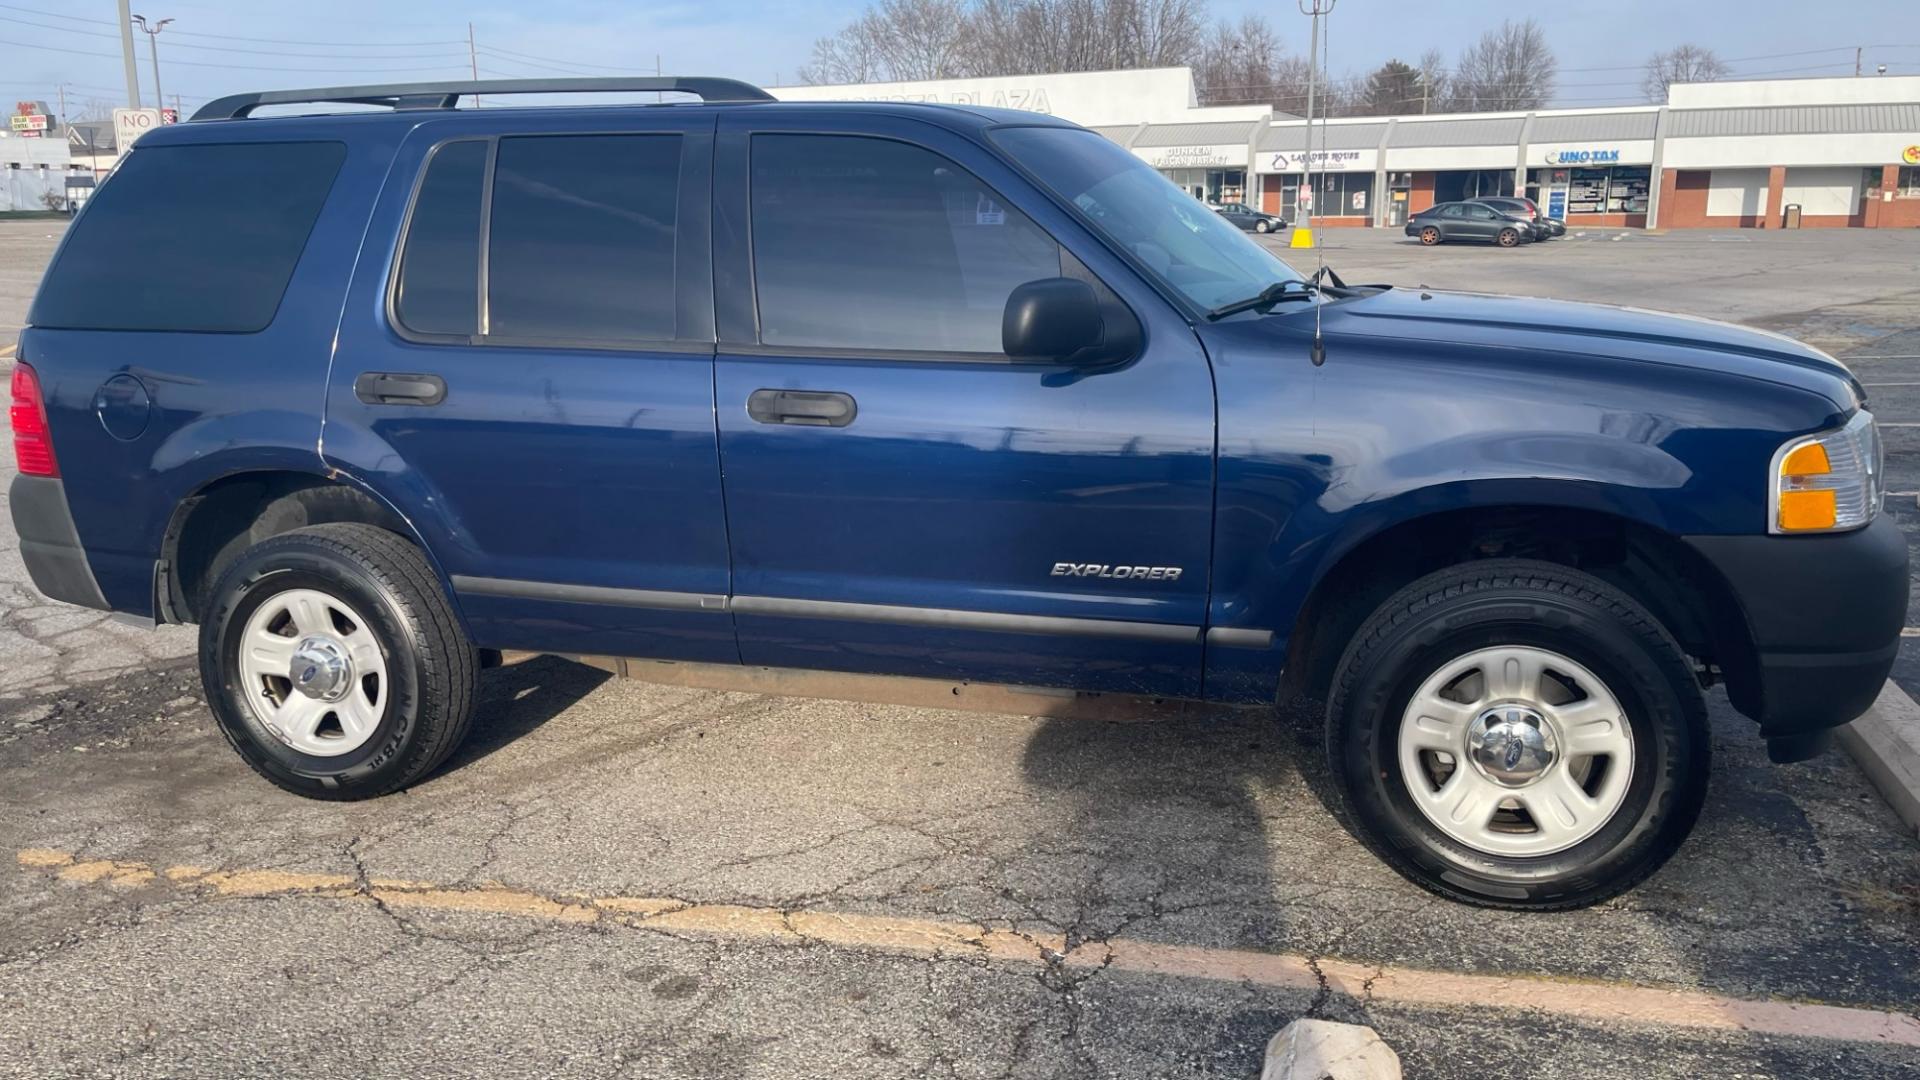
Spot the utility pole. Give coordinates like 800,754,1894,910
131,15,173,112
116,0,141,108
1855,47,1862,77
468,23,480,107
56,84,67,132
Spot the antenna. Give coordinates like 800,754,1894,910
1298,0,1336,365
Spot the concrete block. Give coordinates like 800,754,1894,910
1837,681,1920,840
1261,1019,1402,1080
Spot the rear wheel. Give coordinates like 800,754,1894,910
1419,226,1441,245
199,523,478,800
1325,560,1709,909
1498,227,1521,247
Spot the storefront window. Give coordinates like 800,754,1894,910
1533,165,1649,216
1158,167,1246,204
1899,167,1920,197
1275,171,1371,216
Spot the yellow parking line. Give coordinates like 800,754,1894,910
17,847,1920,1048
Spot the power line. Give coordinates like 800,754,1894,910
0,14,467,58
0,2,462,46
475,43,643,73
0,34,471,74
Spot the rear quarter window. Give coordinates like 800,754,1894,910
29,141,347,333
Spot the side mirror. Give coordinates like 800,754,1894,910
1002,277,1103,362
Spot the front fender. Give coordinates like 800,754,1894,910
1198,313,1845,702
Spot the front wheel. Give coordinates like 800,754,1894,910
1254,220,1271,233
1498,227,1521,247
1419,226,1440,245
1325,560,1708,909
199,523,478,800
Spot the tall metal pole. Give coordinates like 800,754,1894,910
146,30,162,110
116,0,141,108
132,16,172,112
468,23,480,107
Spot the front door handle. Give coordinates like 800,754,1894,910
747,389,857,427
355,372,446,406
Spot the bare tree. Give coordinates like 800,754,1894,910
798,0,972,83
1447,18,1557,111
1642,44,1728,102
1415,48,1447,114
804,0,1205,84
798,13,889,84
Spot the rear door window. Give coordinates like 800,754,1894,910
394,140,487,337
486,134,681,344
748,134,1062,355
30,141,346,333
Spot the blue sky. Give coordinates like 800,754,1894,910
1,0,1916,117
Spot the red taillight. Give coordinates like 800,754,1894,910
9,361,58,477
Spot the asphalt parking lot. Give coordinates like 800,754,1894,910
2,217,1918,1079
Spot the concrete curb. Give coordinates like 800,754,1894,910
1836,681,1920,841
1261,1019,1401,1080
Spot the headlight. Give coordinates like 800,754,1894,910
1769,411,1882,534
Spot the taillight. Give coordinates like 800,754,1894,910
9,361,58,477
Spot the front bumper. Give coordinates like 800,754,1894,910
1686,515,1907,748
10,474,110,612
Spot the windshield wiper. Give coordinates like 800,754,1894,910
1204,279,1316,321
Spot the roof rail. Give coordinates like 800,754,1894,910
191,76,775,121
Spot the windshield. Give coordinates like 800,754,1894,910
991,126,1303,312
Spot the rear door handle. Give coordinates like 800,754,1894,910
355,372,446,406
747,389,857,427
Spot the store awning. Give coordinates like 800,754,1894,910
1530,111,1659,143
1132,120,1260,148
1391,115,1527,148
1666,102,1920,137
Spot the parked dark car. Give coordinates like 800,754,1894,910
1475,195,1564,239
10,77,1902,911
1406,201,1536,246
1211,201,1285,233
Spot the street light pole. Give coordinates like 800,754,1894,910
1294,0,1336,247
131,15,174,113
116,0,141,108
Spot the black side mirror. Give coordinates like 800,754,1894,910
1002,277,1103,362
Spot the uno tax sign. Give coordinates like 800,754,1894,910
1544,148,1622,165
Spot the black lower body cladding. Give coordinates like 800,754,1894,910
9,474,110,611
1685,515,1908,753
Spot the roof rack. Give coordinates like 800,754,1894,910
191,77,775,121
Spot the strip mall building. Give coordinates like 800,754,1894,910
774,68,1920,230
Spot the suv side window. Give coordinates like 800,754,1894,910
394,140,486,337
488,134,681,343
392,133,682,345
749,134,1061,355
31,141,346,333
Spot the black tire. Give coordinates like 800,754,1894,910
1324,559,1708,909
1498,227,1520,247
198,523,478,800
1255,219,1271,233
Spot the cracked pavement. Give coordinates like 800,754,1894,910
3,222,1920,1077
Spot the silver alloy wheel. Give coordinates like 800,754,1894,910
1398,646,1634,857
237,587,388,757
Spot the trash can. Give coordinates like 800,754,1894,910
1783,203,1802,229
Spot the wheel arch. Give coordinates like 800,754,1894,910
158,468,464,629
1277,498,1757,710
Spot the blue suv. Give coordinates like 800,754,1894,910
8,78,1905,909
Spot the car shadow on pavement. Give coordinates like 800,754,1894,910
430,654,611,777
